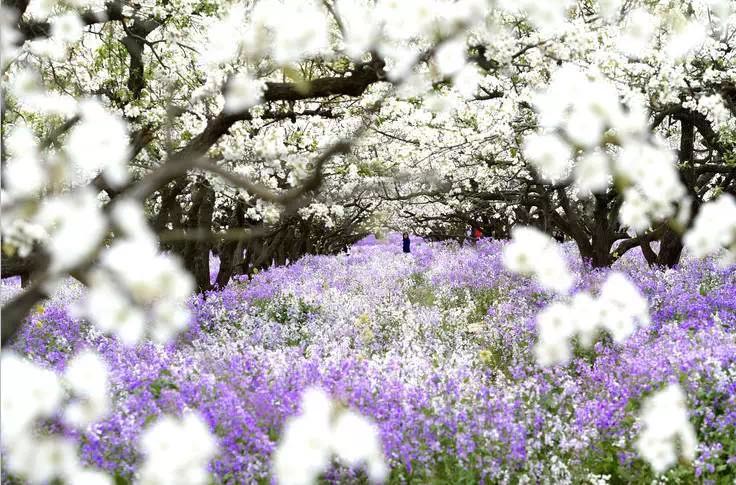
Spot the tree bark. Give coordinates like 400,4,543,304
180,179,215,292
590,193,615,267
653,117,695,267
214,201,246,288
656,227,684,267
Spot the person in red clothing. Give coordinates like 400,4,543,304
472,226,483,245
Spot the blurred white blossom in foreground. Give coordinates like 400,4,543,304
1,352,112,484
63,351,111,427
80,199,194,344
273,387,388,485
139,413,218,485
684,194,736,265
534,272,650,366
1,352,63,445
635,384,697,473
502,226,574,294
224,73,266,114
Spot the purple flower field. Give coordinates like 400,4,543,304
4,234,736,483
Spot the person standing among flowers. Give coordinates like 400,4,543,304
402,232,411,253
472,226,483,244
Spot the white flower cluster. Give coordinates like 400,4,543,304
3,120,46,199
616,8,658,57
245,199,282,224
373,0,487,84
683,194,736,264
23,0,106,20
498,0,573,34
336,0,381,60
688,94,733,132
522,132,572,184
203,0,329,67
5,68,77,117
81,200,194,344
2,97,129,272
139,413,218,485
1,352,111,485
635,384,697,473
63,351,111,427
523,65,686,233
65,100,130,187
0,6,22,70
224,73,267,114
24,8,86,60
0,218,47,259
534,273,650,366
663,18,707,60
616,141,686,233
502,226,574,294
524,65,641,182
298,203,346,229
34,189,108,272
203,0,487,89
273,387,388,485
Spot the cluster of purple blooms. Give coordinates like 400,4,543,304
3,233,736,483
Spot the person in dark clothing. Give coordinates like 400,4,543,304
402,232,411,253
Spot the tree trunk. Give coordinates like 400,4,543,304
652,117,695,268
181,179,215,293
589,193,615,267
640,242,658,265
214,202,246,288
655,227,683,268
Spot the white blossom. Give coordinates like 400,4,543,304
34,189,108,272
532,272,649,366
598,272,650,342
499,0,572,34
452,64,481,98
50,13,84,44
502,226,574,294
65,100,130,187
84,236,194,344
617,8,657,57
5,436,80,484
0,6,22,69
684,194,736,263
3,123,45,198
139,413,218,485
63,351,111,427
574,151,610,193
434,38,466,76
224,73,266,113
665,21,706,60
331,410,387,481
273,387,387,484
68,469,114,485
522,133,572,183
336,0,380,59
635,384,697,473
1,353,63,445
81,201,194,344
200,4,245,66
264,0,330,65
